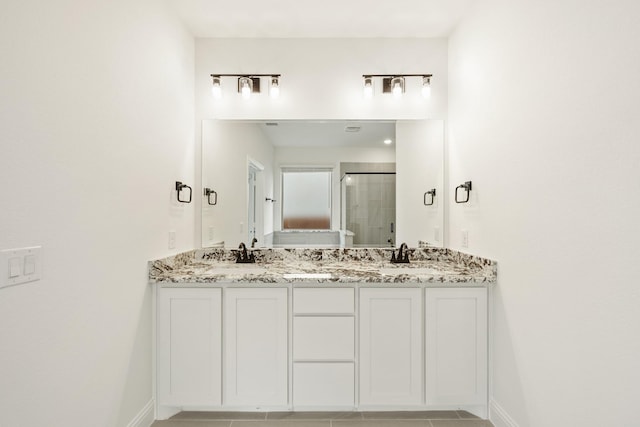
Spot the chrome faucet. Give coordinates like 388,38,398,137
390,242,410,263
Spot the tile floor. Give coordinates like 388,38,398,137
151,411,494,427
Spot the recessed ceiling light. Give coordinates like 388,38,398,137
384,139,393,145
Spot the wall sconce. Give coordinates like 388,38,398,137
210,74,281,100
362,74,433,98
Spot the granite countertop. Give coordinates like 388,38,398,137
149,247,497,285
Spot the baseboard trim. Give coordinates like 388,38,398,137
127,399,155,427
489,399,519,427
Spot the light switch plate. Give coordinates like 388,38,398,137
1,246,42,289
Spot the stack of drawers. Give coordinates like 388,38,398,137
292,288,355,408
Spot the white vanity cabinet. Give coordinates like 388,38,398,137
425,288,487,407
359,288,423,406
155,284,488,418
157,288,222,407
292,288,355,408
224,287,288,408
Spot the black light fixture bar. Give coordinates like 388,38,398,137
210,74,282,97
363,74,433,95
210,74,281,77
362,74,432,78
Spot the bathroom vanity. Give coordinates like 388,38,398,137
149,247,496,420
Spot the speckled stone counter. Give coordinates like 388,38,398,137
149,247,497,285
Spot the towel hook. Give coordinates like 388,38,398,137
175,181,192,203
204,188,218,206
424,189,436,206
455,181,472,203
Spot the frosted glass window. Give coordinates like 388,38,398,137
282,170,331,229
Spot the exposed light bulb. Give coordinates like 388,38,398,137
384,139,393,145
240,77,252,99
363,76,373,99
270,76,280,99
391,77,404,98
422,75,432,98
211,76,222,99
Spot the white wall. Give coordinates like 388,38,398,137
448,1,640,426
274,145,395,231
0,1,194,426
396,120,445,247
202,121,274,247
194,38,448,245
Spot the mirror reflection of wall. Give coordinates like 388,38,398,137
200,120,444,249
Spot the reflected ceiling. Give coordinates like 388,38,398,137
258,121,395,148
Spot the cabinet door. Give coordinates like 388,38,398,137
359,288,422,406
224,288,288,407
157,288,222,406
425,288,487,406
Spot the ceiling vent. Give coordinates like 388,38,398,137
345,126,361,132
265,122,279,126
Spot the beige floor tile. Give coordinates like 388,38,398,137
267,412,363,420
430,420,492,427
362,411,459,420
455,411,480,420
333,420,431,427
231,421,331,427
151,421,232,427
171,412,266,420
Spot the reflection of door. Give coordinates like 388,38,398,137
248,158,265,246
248,165,258,243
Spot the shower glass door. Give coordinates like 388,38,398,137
341,172,395,247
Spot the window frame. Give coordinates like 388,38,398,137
280,167,333,231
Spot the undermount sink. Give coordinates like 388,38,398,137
379,267,441,276
207,265,268,275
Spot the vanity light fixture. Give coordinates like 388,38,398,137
362,74,433,98
209,74,282,100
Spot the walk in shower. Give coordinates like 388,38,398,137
341,172,396,247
